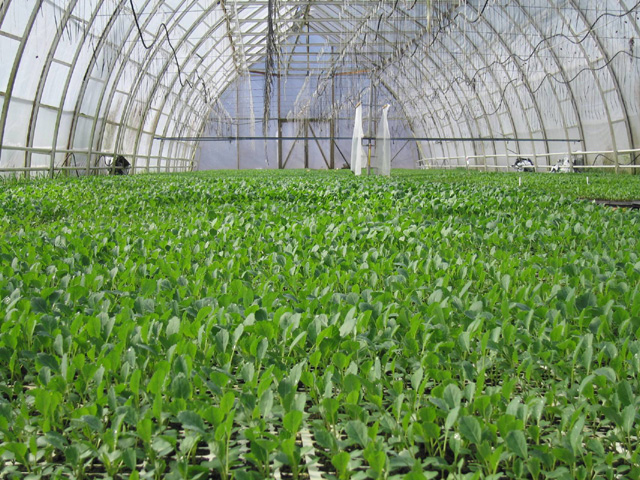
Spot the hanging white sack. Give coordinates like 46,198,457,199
351,104,365,175
375,104,391,176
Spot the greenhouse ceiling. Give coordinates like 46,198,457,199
0,0,639,174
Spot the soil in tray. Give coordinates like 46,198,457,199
587,199,640,209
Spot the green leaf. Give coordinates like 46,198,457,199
506,430,528,459
331,451,350,475
622,405,636,433
363,448,386,474
147,361,170,395
36,353,59,373
259,389,274,418
123,448,137,470
443,383,462,409
171,373,192,399
500,274,511,291
411,367,424,391
345,420,369,447
130,369,141,396
31,297,48,313
137,417,153,444
594,367,616,383
445,406,460,431
339,307,357,337
178,410,206,434
459,415,482,445
568,416,585,455
576,292,597,311
166,316,181,336
79,415,103,433
220,391,235,413
617,380,634,407
4,442,28,465
283,410,303,434
44,431,67,450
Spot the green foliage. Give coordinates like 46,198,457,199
0,169,639,478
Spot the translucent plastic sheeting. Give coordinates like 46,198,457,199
375,104,391,176
2,1,640,174
351,104,365,175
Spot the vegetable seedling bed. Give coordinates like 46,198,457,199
0,169,639,479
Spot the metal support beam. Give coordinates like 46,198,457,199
330,64,336,169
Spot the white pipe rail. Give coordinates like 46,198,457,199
0,145,194,175
418,147,640,172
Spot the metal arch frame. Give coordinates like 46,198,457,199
378,76,432,163
0,0,45,168
85,0,164,174
441,4,521,168
296,2,420,101
302,10,430,137
512,0,587,157
127,1,303,172
385,70,467,165
434,19,520,169
2,0,640,175
386,57,476,166
64,0,133,175
104,0,185,167
149,4,296,172
466,2,550,169
552,0,623,163
158,2,312,171
330,1,510,167
399,42,486,165
354,4,482,166
113,0,209,171
52,0,127,175
76,0,223,174
315,25,471,166
617,0,640,131
390,44,482,165
92,0,224,173
0,3,452,174
155,19,264,170
0,1,11,22
307,1,481,165
382,2,545,169
184,1,425,170
402,20,504,166
24,0,80,174
103,2,232,172
568,0,635,162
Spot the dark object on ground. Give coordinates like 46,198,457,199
592,199,640,209
112,155,131,175
513,157,534,172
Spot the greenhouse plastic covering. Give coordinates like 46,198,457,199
375,104,391,176
0,0,639,174
350,104,365,176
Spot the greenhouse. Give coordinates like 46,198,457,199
1,1,640,479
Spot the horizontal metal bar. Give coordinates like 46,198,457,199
155,136,583,143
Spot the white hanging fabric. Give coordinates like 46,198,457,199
351,104,365,175
375,104,391,176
